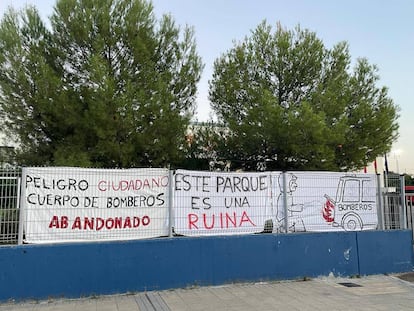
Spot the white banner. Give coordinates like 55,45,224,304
270,172,378,232
22,167,170,243
173,170,272,236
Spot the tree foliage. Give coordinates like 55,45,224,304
0,0,203,167
405,174,414,186
209,22,399,171
181,121,230,170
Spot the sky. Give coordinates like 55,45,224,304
0,0,413,174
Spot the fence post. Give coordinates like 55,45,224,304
18,168,26,245
400,174,407,230
168,169,174,237
268,173,274,233
282,172,289,233
376,174,384,230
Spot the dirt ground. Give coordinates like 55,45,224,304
396,272,414,282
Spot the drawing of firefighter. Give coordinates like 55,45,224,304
275,173,306,232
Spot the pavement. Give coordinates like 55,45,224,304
1,274,414,311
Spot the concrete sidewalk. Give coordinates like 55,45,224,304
1,274,414,311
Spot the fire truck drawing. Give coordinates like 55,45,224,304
322,175,377,231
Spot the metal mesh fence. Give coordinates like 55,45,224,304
172,170,379,235
173,170,272,236
382,174,405,230
0,167,411,245
21,167,171,244
0,168,21,244
271,172,378,233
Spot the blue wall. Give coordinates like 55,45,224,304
0,230,412,301
357,230,414,275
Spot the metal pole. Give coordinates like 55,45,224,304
383,171,389,229
268,173,274,233
168,169,174,237
376,173,384,230
282,172,289,233
17,168,26,245
400,174,407,230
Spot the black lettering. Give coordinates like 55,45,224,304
56,179,66,190
78,180,89,191
25,175,33,188
202,176,210,192
233,176,242,192
27,193,36,204
203,197,211,209
216,176,224,192
157,193,165,206
147,195,155,207
68,178,77,190
33,177,41,188
175,173,191,191
259,175,268,191
242,177,251,191
191,196,200,209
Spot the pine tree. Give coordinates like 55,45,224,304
0,0,203,167
209,22,398,171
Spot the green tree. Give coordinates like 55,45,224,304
405,174,414,186
181,121,229,170
0,0,203,167
209,22,399,171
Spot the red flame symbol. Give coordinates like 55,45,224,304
322,199,335,223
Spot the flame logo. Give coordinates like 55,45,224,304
322,199,335,223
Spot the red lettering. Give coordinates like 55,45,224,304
133,217,140,227
120,180,129,191
98,177,168,192
49,215,59,228
142,216,150,226
49,216,153,231
188,214,199,229
143,179,150,188
161,176,169,187
124,217,131,228
49,215,69,229
106,218,114,229
60,216,68,229
203,214,215,229
112,182,121,191
188,212,256,230
98,180,107,191
84,217,94,230
72,216,81,229
114,217,122,229
239,211,256,227
96,218,105,231
135,179,142,189
225,212,237,228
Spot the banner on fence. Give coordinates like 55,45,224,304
173,170,272,236
270,172,378,232
20,167,379,243
22,167,170,243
